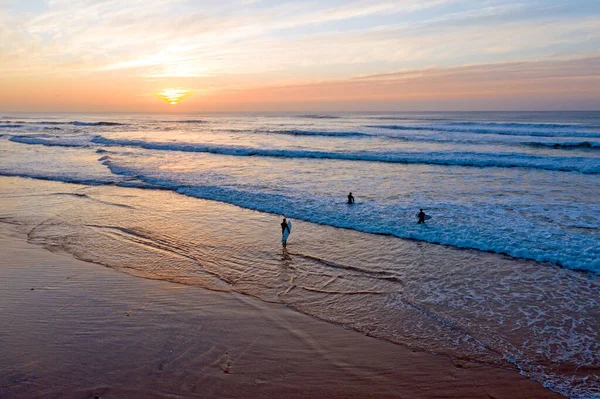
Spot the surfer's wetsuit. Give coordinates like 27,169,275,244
281,221,289,235
347,193,355,204
281,220,290,247
418,210,426,224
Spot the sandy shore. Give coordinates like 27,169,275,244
0,227,564,399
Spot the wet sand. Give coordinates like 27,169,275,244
0,228,564,399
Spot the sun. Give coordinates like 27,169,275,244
159,88,189,105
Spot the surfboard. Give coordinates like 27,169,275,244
282,221,292,242
416,213,432,220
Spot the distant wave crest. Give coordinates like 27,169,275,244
297,114,341,119
7,133,600,173
368,123,600,138
159,119,207,124
89,136,600,174
10,135,90,147
523,141,600,149
262,129,370,137
2,120,127,126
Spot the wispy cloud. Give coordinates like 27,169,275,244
200,56,600,111
0,0,599,110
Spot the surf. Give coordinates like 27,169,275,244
10,135,593,174
368,123,600,138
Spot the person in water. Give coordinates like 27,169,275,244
418,208,426,224
347,192,355,204
281,217,290,247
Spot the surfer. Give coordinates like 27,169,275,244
281,218,290,247
347,192,355,204
417,209,426,224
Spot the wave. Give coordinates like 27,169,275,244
0,171,116,186
92,156,600,274
262,129,370,137
89,136,600,174
8,121,598,152
72,121,127,126
159,119,207,124
297,114,341,119
263,128,600,149
366,116,450,122
369,124,600,138
204,128,369,138
444,121,600,129
379,133,600,150
523,141,600,149
2,120,127,126
3,154,599,274
10,135,90,147
9,133,600,172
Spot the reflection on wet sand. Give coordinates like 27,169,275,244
0,176,598,397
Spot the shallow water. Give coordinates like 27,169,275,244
1,111,599,271
1,177,598,398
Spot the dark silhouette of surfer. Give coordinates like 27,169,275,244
417,209,427,224
281,218,290,247
347,192,355,204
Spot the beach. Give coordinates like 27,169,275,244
1,111,599,398
3,0,600,396
0,224,565,398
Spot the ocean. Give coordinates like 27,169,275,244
1,111,599,398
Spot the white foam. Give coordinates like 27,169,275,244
90,136,600,174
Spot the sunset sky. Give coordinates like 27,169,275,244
1,0,599,112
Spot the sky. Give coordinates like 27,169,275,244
1,0,599,112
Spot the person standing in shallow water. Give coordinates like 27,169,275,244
281,218,290,247
418,208,426,224
347,192,355,204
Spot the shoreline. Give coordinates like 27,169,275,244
0,227,565,398
0,172,591,274
1,175,597,397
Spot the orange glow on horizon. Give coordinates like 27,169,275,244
159,88,190,105
1,57,598,112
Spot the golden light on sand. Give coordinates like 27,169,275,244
159,88,189,105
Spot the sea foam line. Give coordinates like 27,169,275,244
8,134,600,174
88,136,600,174
2,120,127,126
368,124,600,138
96,156,600,274
7,134,600,174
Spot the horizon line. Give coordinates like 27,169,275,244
2,109,600,114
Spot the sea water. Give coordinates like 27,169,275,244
2,112,599,271
1,111,599,398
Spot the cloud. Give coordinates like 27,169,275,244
1,55,598,112
0,0,599,111
197,56,600,111
1,0,596,79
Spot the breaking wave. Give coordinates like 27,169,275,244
369,123,600,138
88,136,600,174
